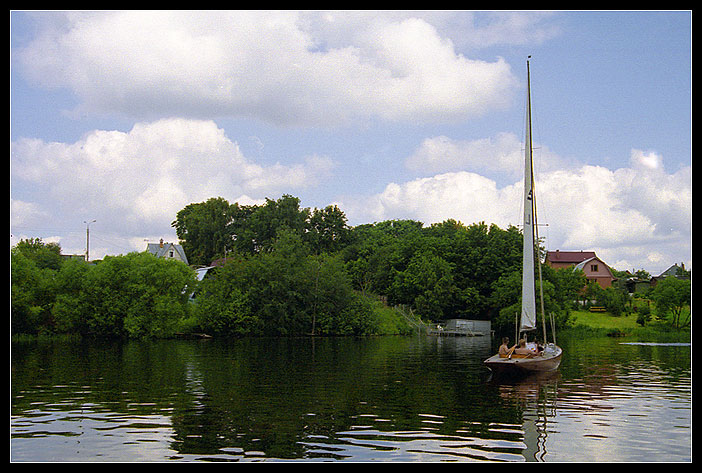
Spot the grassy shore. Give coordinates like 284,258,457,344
564,309,691,343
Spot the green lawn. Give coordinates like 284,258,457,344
569,309,640,330
566,308,690,343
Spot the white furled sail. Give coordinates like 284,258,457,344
520,58,537,332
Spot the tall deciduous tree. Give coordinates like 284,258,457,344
172,197,242,266
653,276,691,329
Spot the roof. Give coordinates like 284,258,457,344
574,256,614,277
146,242,189,265
656,263,687,279
658,265,675,278
546,250,597,264
195,266,216,281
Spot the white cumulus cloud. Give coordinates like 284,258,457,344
343,147,691,274
11,118,334,243
15,11,520,127
406,132,567,179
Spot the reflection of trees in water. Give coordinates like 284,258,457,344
13,336,689,461
166,336,530,460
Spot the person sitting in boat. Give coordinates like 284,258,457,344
514,339,536,357
498,337,516,357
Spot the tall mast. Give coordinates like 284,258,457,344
520,57,537,334
525,57,549,343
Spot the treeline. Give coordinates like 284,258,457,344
11,194,588,339
11,236,415,339
12,239,198,338
174,195,585,335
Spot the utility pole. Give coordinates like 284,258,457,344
84,220,96,262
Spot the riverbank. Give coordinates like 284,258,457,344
564,309,690,343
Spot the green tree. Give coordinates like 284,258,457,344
308,253,364,335
388,251,462,321
602,286,629,317
192,257,260,336
342,221,422,297
79,252,197,338
652,276,691,329
172,197,243,266
11,242,64,335
11,249,50,334
342,219,524,323
636,304,652,327
14,237,64,270
52,258,91,333
238,195,310,254
305,205,352,254
193,228,378,336
549,266,586,311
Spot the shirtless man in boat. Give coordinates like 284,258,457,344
514,339,537,357
498,337,516,357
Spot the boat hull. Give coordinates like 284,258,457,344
484,345,562,376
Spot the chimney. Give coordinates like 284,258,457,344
159,238,164,248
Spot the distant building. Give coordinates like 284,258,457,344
546,250,616,289
146,239,189,265
61,254,88,262
651,263,689,287
622,274,651,294
545,250,597,269
573,256,616,289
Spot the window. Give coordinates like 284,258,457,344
169,250,174,258
591,264,598,272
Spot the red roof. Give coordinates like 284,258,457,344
546,250,597,264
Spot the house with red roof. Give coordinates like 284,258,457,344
545,250,616,289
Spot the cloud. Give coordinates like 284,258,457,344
406,134,517,176
10,199,47,229
10,118,335,241
15,11,519,127
343,149,691,274
405,132,571,181
343,171,519,228
297,11,561,53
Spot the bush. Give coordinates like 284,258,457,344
12,242,198,338
636,305,651,326
79,253,197,338
192,231,401,337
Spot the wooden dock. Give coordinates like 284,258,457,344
428,328,485,337
428,319,490,337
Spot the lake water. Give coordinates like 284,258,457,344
11,333,691,462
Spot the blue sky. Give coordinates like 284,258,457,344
10,11,691,275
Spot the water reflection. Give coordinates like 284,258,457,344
490,345,691,462
11,335,691,462
490,371,560,462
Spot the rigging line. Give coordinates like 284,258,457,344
528,58,549,344
528,61,550,239
89,234,139,254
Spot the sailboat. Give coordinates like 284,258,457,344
484,58,562,376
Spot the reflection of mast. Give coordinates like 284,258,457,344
523,399,551,461
499,372,559,461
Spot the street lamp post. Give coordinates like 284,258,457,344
84,220,96,262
